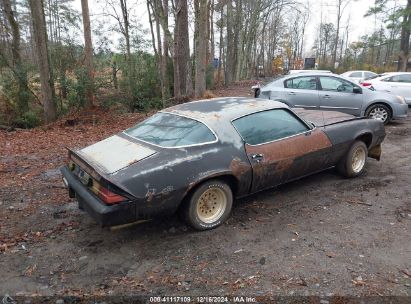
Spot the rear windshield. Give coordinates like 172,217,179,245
124,113,216,148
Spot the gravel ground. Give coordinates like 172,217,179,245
0,91,410,300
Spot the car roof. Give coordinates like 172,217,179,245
162,97,288,124
342,70,375,73
380,72,411,76
281,72,340,79
288,69,331,74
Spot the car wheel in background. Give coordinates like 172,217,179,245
184,180,233,230
337,141,368,178
365,103,391,124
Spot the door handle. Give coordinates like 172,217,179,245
288,92,296,95
323,95,331,99
250,153,264,163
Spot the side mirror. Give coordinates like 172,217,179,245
353,87,362,94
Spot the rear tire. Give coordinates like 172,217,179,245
365,103,391,124
337,141,368,178
183,180,233,231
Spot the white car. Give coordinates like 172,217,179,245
288,69,331,75
361,72,411,105
340,70,377,83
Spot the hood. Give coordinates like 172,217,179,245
76,135,156,174
294,109,358,127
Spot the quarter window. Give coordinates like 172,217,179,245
284,76,317,90
319,76,355,93
232,109,309,145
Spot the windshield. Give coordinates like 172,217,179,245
124,113,216,148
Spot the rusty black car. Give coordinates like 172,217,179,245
61,97,385,230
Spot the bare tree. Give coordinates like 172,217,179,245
2,0,29,114
80,0,95,106
398,0,411,71
29,0,57,123
332,0,351,67
174,0,190,97
29,0,56,123
194,0,208,97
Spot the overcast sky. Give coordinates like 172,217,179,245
304,0,372,53
76,0,400,56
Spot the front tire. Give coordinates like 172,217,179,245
337,141,368,178
365,103,391,124
183,180,233,230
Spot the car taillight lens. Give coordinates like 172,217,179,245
361,82,371,87
97,186,127,204
91,181,126,204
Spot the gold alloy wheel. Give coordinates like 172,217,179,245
352,146,366,173
196,187,227,223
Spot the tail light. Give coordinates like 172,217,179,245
97,187,127,204
91,181,127,204
361,82,371,87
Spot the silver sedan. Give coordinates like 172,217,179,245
256,73,408,124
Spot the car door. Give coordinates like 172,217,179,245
283,76,320,109
394,74,411,103
318,76,364,116
232,109,333,193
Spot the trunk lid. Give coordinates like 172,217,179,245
75,135,156,175
294,109,358,127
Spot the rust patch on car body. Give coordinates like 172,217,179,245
246,129,332,170
245,129,333,191
230,157,250,177
145,188,156,203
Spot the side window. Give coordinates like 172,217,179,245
232,109,309,145
364,72,376,78
349,72,362,77
381,76,395,82
284,76,317,90
319,77,355,93
398,74,411,83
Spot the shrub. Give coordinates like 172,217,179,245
13,110,41,128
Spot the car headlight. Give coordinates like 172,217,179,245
396,95,406,104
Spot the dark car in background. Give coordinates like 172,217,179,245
255,73,408,124
61,97,385,230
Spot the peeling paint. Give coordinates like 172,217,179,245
145,188,156,203
230,157,250,178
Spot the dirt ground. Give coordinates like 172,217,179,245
0,84,410,300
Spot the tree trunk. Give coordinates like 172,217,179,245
217,5,223,85
120,0,131,58
162,0,169,99
332,1,341,67
81,0,95,106
29,0,56,123
225,0,234,84
174,0,190,97
194,0,208,97
398,0,411,72
2,0,29,114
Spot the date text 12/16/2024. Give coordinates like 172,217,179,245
149,296,257,303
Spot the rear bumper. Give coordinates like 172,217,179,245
392,103,409,119
60,166,137,227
